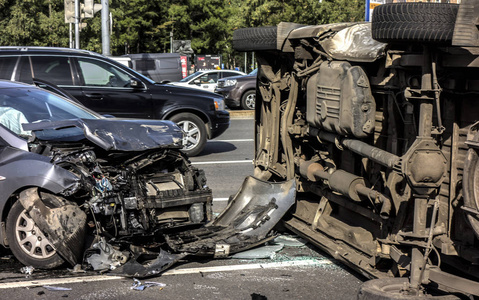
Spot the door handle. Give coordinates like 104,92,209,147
83,93,104,100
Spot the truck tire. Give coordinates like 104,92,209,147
463,132,479,239
169,113,207,157
358,278,460,300
233,27,277,52
371,3,459,44
6,200,64,269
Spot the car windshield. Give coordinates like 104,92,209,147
0,86,100,138
179,71,202,82
249,69,258,76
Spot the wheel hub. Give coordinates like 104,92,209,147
178,120,201,150
245,93,255,110
15,210,56,259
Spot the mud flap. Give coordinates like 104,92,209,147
18,188,87,266
166,176,296,256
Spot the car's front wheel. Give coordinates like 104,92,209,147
241,90,255,110
169,113,207,156
6,201,64,269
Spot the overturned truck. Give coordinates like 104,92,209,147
233,0,479,298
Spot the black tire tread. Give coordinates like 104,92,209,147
233,27,277,52
371,3,459,43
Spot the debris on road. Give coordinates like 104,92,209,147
231,243,284,259
68,264,86,273
130,278,166,291
43,285,72,291
273,235,307,247
20,266,34,276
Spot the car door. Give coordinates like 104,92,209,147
194,72,219,93
74,57,153,118
28,55,84,100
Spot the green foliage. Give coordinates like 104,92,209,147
0,0,366,66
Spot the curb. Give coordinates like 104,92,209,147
228,110,255,119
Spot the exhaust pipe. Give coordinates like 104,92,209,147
299,160,392,219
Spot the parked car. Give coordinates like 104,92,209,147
0,80,212,270
0,47,229,156
169,69,245,93
233,1,479,298
216,69,257,110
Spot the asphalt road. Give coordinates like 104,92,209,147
190,115,256,213
0,114,366,300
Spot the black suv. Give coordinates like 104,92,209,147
0,47,229,156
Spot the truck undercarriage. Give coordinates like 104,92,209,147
233,1,479,297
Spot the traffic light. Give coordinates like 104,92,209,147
64,0,75,23
84,0,102,19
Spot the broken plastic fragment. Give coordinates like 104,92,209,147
130,278,166,291
85,237,129,271
43,286,72,291
68,264,86,273
231,243,284,259
273,235,307,247
110,249,187,278
20,266,34,275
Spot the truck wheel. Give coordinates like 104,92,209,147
170,113,207,157
358,278,460,300
371,3,459,43
241,90,256,110
6,201,64,269
233,27,278,51
463,132,479,239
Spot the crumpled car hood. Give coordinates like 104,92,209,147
23,118,183,151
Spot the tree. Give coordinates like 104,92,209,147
0,0,366,60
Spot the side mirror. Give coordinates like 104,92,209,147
130,78,144,88
193,79,201,85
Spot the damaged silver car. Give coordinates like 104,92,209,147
0,80,212,270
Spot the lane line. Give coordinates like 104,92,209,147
209,139,254,142
0,259,329,289
191,160,253,165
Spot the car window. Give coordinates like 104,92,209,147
0,57,18,81
0,87,99,137
221,72,240,78
197,73,218,84
77,58,133,87
30,56,74,85
180,71,202,82
18,57,33,83
135,59,156,71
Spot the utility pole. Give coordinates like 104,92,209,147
69,23,73,48
101,0,110,55
170,32,173,53
244,52,247,73
74,0,80,49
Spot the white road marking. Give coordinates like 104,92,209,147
191,160,253,165
0,259,329,289
210,139,254,142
